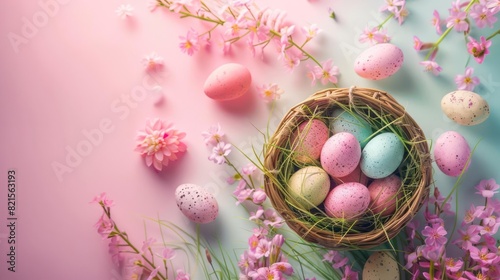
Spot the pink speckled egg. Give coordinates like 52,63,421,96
434,131,471,177
321,132,361,177
368,174,402,216
291,119,329,164
354,43,404,80
203,63,252,101
175,184,219,224
324,182,370,220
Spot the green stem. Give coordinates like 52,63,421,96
103,206,167,280
486,28,500,40
378,13,394,29
179,11,224,24
224,155,251,188
430,261,435,279
270,30,321,67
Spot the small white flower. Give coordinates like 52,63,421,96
115,4,134,19
142,52,164,70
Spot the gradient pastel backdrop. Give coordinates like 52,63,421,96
0,0,499,279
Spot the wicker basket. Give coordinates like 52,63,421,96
263,87,432,249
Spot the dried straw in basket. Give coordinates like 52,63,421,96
263,87,432,249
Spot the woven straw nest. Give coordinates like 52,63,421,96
263,87,432,249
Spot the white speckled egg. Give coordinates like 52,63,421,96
203,63,252,101
368,175,402,216
361,132,404,179
175,184,219,224
434,131,471,177
329,108,373,148
321,132,361,177
288,166,330,210
291,119,329,164
332,164,369,186
324,182,370,220
354,43,404,80
441,90,490,126
363,251,400,280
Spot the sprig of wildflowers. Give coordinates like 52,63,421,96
359,0,409,46
154,0,339,85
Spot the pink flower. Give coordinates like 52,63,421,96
463,204,481,224
202,123,225,146
115,4,134,19
432,10,443,34
454,225,481,250
302,24,321,40
380,0,405,13
281,50,301,71
161,247,176,260
90,192,114,207
413,36,423,50
455,67,480,91
359,26,384,45
95,214,114,238
470,246,497,265
394,6,409,25
176,269,190,280
223,12,249,37
252,189,267,204
445,258,463,273
241,163,257,176
342,265,359,280
148,0,159,12
271,262,294,276
446,11,469,32
248,234,260,252
254,238,271,258
422,224,447,247
467,36,492,64
257,83,284,102
279,25,296,45
108,236,123,266
230,0,254,7
315,59,339,85
475,178,500,198
323,250,349,269
142,52,164,71
135,119,187,171
169,0,200,13
249,206,264,221
179,29,200,56
233,180,253,205
420,60,442,75
208,142,232,165
263,208,284,228
141,237,156,254
306,64,319,85
122,255,143,280
470,3,497,28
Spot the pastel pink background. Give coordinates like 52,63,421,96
1,0,499,279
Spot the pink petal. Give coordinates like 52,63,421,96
145,155,153,167
153,159,163,171
155,152,163,161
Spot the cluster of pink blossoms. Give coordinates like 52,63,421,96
359,0,409,46
405,179,500,280
154,0,339,84
414,0,499,90
91,193,191,280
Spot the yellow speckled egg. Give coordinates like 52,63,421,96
363,251,400,280
288,166,330,210
441,90,490,126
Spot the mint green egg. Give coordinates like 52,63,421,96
329,108,373,148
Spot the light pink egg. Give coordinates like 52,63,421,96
321,132,361,177
332,164,369,186
175,184,219,224
368,174,402,216
290,119,329,164
324,182,370,220
434,131,471,177
354,43,404,80
203,63,252,101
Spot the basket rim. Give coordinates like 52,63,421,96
263,87,432,250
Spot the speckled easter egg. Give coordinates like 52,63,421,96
363,251,400,280
203,63,252,101
354,43,404,80
329,108,373,148
361,132,404,179
368,174,402,216
434,131,471,177
175,184,219,224
441,90,490,126
288,166,331,210
324,182,370,220
332,164,369,186
291,119,329,164
321,132,361,177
